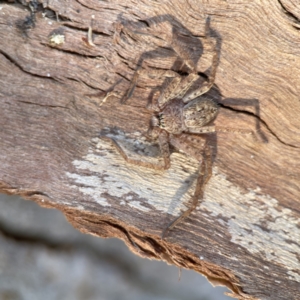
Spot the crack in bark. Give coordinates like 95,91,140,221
219,103,299,149
17,100,69,109
0,50,61,83
277,0,300,24
115,71,131,82
60,22,111,37
42,40,109,59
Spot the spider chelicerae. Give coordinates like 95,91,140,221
100,18,254,238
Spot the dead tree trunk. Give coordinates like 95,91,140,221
0,1,299,299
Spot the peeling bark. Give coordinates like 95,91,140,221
0,1,300,299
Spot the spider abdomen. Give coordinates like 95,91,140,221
183,97,219,128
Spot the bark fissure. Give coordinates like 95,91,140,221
277,0,300,24
219,103,298,148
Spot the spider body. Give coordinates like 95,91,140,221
153,97,219,135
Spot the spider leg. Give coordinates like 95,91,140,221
216,126,254,135
162,143,212,238
186,125,216,134
121,68,180,105
156,73,199,109
169,134,205,161
147,72,200,111
100,130,171,171
153,24,211,106
167,33,197,72
183,20,219,103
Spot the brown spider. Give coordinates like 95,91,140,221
101,18,252,238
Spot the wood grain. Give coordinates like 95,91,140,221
0,1,299,299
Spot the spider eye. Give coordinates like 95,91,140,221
158,114,165,128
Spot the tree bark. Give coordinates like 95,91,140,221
0,1,299,299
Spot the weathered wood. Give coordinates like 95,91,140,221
0,1,299,299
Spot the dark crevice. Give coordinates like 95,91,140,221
17,100,68,109
144,236,166,254
89,30,111,37
51,14,73,23
277,0,300,24
42,42,108,59
74,0,98,12
82,218,162,260
115,50,133,63
116,72,130,82
0,50,62,83
22,190,49,197
66,75,105,92
137,19,151,28
62,23,111,37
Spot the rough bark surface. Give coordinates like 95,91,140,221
0,1,299,299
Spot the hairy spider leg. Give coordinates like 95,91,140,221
121,68,180,105
156,73,199,109
186,125,216,134
215,126,254,135
183,20,219,103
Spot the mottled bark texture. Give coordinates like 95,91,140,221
0,1,299,299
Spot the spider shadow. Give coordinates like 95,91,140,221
165,171,200,217
115,14,219,105
220,97,268,143
196,90,268,180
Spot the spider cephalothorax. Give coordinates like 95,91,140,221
152,99,185,133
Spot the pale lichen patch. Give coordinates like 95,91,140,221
67,131,199,216
128,200,150,212
202,171,300,282
48,33,65,46
67,131,299,282
66,174,111,207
